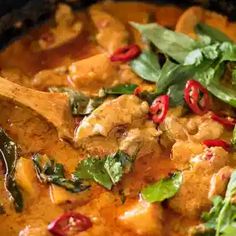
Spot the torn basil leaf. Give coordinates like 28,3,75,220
101,84,137,95
32,154,89,193
130,51,161,82
195,23,232,43
49,87,104,116
131,22,197,63
141,172,182,203
192,170,236,236
0,128,23,212
73,151,133,190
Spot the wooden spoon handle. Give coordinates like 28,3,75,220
0,77,74,140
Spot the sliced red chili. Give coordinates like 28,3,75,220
48,212,92,236
149,95,169,124
184,80,210,115
110,44,141,62
211,112,236,128
134,86,142,96
203,139,231,151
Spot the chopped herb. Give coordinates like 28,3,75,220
0,128,23,212
191,170,236,236
131,22,198,63
195,23,232,43
141,172,182,203
32,154,89,193
73,151,133,190
49,87,104,116
101,84,138,96
130,50,161,82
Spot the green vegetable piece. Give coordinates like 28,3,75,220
49,87,104,115
197,170,236,236
32,154,89,193
102,84,138,95
0,128,23,212
231,126,236,148
74,151,133,190
196,23,232,43
141,172,182,203
130,51,161,82
131,22,197,63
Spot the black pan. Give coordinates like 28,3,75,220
0,0,235,50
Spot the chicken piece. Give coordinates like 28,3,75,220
75,95,149,141
119,121,161,157
38,4,82,50
169,147,229,218
118,199,163,235
159,113,224,147
208,166,233,200
49,184,90,205
32,66,68,90
89,6,129,53
68,53,118,92
176,6,236,42
15,157,39,196
171,141,204,170
186,114,224,142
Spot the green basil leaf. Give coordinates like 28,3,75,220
49,87,104,115
102,84,137,95
231,126,236,148
130,51,161,82
32,154,89,193
196,23,232,43
141,172,182,203
167,82,186,107
74,151,133,190
0,128,23,212
131,22,197,63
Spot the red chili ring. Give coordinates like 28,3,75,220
134,86,142,96
48,212,92,236
110,44,141,62
184,80,210,115
203,139,231,151
211,112,236,128
149,95,169,124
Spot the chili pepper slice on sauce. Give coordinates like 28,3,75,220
149,95,169,124
211,112,236,128
48,212,92,236
184,80,210,115
203,139,231,151
133,86,142,96
110,44,141,62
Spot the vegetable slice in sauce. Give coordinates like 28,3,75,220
0,128,23,212
203,139,231,151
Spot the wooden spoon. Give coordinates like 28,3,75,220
0,77,74,141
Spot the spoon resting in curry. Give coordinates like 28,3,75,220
0,77,74,140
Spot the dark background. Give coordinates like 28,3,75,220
0,0,235,50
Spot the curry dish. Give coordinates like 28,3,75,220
1,1,236,236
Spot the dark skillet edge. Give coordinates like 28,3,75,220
0,0,235,51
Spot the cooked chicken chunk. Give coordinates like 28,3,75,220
68,53,143,92
75,95,149,140
171,141,204,169
159,112,224,147
32,66,68,90
176,6,236,41
38,4,82,50
118,199,163,235
74,95,160,157
169,147,229,218
89,6,129,53
208,166,233,199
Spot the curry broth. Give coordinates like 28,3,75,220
0,1,234,236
